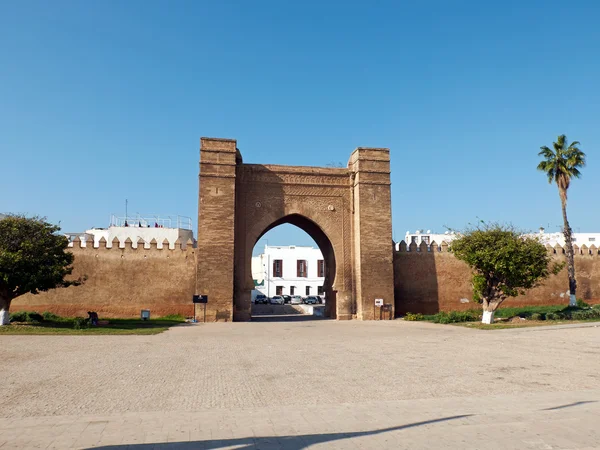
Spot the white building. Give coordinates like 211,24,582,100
399,228,600,250
530,228,600,248
400,230,457,248
252,245,325,298
66,214,195,248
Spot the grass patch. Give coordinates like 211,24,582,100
492,305,566,318
0,312,186,335
403,303,600,328
458,319,593,330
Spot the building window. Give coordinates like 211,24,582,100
572,237,577,242
290,286,295,295
590,237,596,242
306,286,311,295
297,260,307,277
273,259,283,277
411,236,418,243
317,286,324,295
421,236,430,244
317,260,325,277
276,286,283,295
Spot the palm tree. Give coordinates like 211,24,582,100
537,135,586,306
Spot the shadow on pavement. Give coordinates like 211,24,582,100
91,414,473,449
542,400,597,411
251,314,330,322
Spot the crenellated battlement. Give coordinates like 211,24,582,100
394,240,452,253
68,236,196,251
394,240,600,256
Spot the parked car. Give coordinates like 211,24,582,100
282,295,291,304
303,296,320,305
290,295,303,305
255,294,268,304
270,295,284,305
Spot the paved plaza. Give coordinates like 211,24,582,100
1,319,600,449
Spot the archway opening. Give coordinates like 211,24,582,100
249,215,337,320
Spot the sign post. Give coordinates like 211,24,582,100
192,295,208,323
374,298,383,320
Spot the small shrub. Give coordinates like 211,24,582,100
27,312,44,323
73,317,89,330
576,299,590,308
570,309,600,320
404,312,424,321
546,312,564,321
530,313,544,321
42,311,60,321
9,311,29,322
9,311,44,323
432,310,477,324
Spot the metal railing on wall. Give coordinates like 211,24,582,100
109,214,193,230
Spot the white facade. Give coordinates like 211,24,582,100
530,228,600,247
82,226,194,248
252,245,325,298
399,228,600,250
65,214,194,248
400,230,457,249
66,227,194,249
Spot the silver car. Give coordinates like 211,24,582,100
290,295,303,305
269,295,284,305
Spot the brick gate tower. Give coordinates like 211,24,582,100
196,137,395,322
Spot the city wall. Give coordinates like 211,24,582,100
12,237,196,318
394,240,600,315
12,236,600,320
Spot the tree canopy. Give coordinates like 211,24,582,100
0,215,76,302
537,135,586,201
451,223,563,314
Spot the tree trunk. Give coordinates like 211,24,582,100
0,296,11,326
481,299,494,324
560,193,577,306
481,298,504,324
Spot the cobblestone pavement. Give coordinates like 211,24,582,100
1,320,600,448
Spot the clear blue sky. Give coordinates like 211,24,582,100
1,0,598,253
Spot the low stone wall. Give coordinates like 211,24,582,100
394,241,600,315
12,240,196,318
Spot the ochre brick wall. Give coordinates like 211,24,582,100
196,137,238,322
13,242,196,318
394,243,600,315
349,148,395,319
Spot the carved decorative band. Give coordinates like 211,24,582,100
353,157,390,163
353,181,392,186
200,161,237,166
239,173,350,186
200,148,238,154
354,170,391,174
200,173,237,179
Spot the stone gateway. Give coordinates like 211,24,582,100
13,137,600,318
196,137,396,321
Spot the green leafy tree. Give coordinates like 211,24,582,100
451,223,564,324
537,135,586,306
0,215,77,325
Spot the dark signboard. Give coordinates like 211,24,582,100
193,295,208,304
